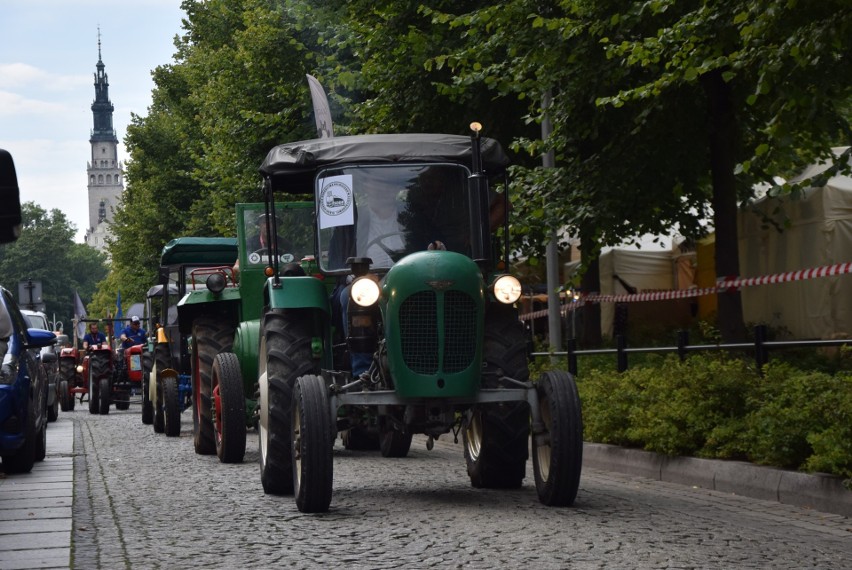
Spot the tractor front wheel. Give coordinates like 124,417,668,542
259,310,317,495
163,373,181,437
191,317,234,455
213,352,246,463
99,377,110,415
59,379,72,412
533,370,583,506
292,374,333,513
141,373,153,424
464,305,530,488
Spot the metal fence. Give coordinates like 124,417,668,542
531,324,852,375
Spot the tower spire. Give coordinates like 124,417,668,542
97,26,102,62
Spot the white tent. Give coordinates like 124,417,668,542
738,147,852,338
598,248,697,337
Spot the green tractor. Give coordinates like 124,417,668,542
255,126,583,513
149,237,238,437
176,203,314,462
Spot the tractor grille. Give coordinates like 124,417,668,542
398,289,478,374
399,291,438,374
442,290,477,372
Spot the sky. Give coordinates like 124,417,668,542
1,0,186,242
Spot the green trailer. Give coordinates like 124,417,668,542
176,203,314,462
253,126,584,512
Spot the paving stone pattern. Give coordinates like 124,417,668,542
66,407,852,569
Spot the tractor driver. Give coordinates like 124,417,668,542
82,322,106,350
234,212,294,280
119,315,147,348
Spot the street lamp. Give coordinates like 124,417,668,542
570,288,580,340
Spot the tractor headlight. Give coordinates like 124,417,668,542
492,275,522,304
207,272,226,294
350,277,380,307
76,365,83,374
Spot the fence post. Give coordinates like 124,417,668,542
566,337,578,376
677,330,689,362
754,324,768,372
616,334,628,372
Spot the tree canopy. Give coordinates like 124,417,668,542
101,0,850,343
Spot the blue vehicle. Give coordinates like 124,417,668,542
0,287,56,473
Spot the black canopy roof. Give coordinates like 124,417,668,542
260,134,509,193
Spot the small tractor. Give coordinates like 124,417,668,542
58,318,150,414
253,126,583,513
175,205,314,462
149,238,239,437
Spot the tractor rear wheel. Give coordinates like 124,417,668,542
213,352,246,463
379,415,412,458
163,373,181,437
464,305,530,488
259,310,317,495
99,377,110,415
293,374,333,513
533,370,583,506
191,317,234,455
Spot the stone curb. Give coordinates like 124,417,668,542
583,442,852,517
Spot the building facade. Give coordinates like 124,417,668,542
84,37,123,252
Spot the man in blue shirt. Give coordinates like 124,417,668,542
82,322,106,350
119,316,147,348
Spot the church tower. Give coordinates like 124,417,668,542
84,31,124,252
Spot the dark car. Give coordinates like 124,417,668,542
0,287,56,473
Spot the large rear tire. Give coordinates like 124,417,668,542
533,370,583,506
191,317,234,455
379,415,412,458
163,373,181,437
213,352,246,463
259,310,317,495
292,374,333,513
464,305,530,488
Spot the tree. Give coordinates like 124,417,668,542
0,202,107,329
425,0,851,342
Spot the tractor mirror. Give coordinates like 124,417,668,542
0,149,22,244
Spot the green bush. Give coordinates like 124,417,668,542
574,353,852,480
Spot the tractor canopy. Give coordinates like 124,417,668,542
260,133,509,194
160,237,238,266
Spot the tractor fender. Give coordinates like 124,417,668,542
265,276,330,314
232,320,260,396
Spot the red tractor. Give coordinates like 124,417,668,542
58,318,150,414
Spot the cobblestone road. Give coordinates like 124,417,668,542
70,407,851,569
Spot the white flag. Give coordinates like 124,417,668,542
306,74,334,139
74,291,87,339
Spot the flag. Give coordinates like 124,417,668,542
306,74,334,139
74,291,87,339
115,290,123,320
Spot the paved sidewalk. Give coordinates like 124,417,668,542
0,416,73,570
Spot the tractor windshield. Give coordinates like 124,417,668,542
242,205,315,267
317,163,472,273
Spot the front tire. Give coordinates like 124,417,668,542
141,374,153,424
293,374,333,513
191,317,234,455
213,353,246,463
59,359,75,411
163,373,181,437
464,305,530,488
259,310,317,495
533,370,583,506
59,379,72,412
379,415,412,458
99,377,110,415
153,343,169,434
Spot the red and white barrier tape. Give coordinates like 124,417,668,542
519,261,852,321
